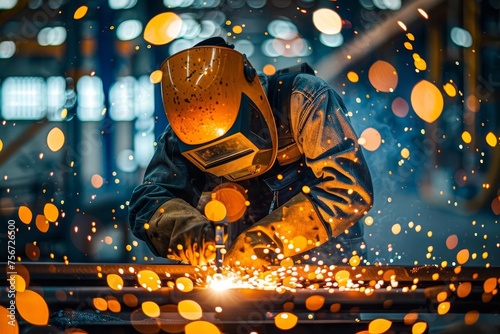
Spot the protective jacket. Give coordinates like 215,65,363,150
128,70,373,265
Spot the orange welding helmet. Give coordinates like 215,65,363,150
160,38,278,181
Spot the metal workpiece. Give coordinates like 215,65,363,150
1,263,500,333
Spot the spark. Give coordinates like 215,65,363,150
207,273,239,291
418,8,429,19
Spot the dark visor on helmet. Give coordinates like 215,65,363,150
178,93,274,181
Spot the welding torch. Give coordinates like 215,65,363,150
204,193,228,273
213,221,226,273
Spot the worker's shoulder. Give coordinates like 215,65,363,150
292,72,333,97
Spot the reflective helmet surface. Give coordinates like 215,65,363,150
161,46,274,145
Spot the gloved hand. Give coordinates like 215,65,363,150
145,198,216,266
170,222,216,266
223,193,330,270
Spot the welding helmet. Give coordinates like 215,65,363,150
160,38,278,181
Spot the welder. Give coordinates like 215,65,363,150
128,37,373,269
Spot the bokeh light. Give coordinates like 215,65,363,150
485,132,498,147
185,321,221,334
25,243,40,261
411,80,444,123
204,198,227,222
142,301,160,318
47,127,65,152
144,12,182,45
263,64,277,76
483,277,497,293
412,322,428,334
392,223,402,235
461,131,472,144
274,312,298,330
330,303,341,313
267,19,297,40
18,206,33,225
150,70,163,84
319,32,344,47
347,71,359,83
0,305,19,334
137,270,161,291
349,255,361,267
313,8,342,35
212,183,247,222
16,289,49,325
0,41,15,59
290,235,308,252
359,127,382,151
335,270,350,287
456,249,470,265
364,216,374,226
443,82,457,97
466,95,480,112
457,282,472,298
464,310,480,325
413,53,427,71
176,276,194,292
93,297,108,311
91,174,104,188
43,202,59,222
117,20,143,41
37,27,67,46
73,6,88,20
12,274,26,292
491,196,500,215
305,295,325,311
368,60,398,92
107,274,124,290
178,300,203,320
108,298,121,313
0,0,17,10
437,301,451,315
35,214,49,233
369,318,392,333
446,235,458,250
451,27,473,47
123,294,139,308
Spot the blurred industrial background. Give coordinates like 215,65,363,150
0,0,499,266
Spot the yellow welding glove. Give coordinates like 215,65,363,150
223,193,330,270
145,198,216,266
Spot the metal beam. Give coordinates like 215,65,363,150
314,0,447,82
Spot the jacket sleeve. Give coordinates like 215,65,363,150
290,75,374,237
128,126,213,263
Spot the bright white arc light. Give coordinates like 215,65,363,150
208,273,236,291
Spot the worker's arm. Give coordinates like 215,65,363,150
128,126,215,265
290,74,373,237
224,75,373,269
224,192,329,269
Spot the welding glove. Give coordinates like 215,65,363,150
223,193,330,270
145,198,216,266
